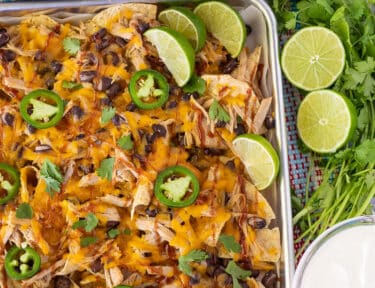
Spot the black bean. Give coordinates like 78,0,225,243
203,148,226,156
137,129,145,138
246,24,252,35
126,102,137,112
78,164,94,174
86,52,97,66
222,57,239,74
114,36,127,48
240,281,249,288
45,78,55,90
136,21,150,34
27,123,36,134
112,114,126,126
189,275,200,285
96,128,106,133
96,76,112,92
145,207,158,217
54,276,71,288
92,28,107,41
34,50,44,61
234,123,247,136
79,70,97,83
152,124,167,137
182,92,199,101
251,270,260,278
213,266,226,278
143,252,152,257
17,147,24,159
173,132,185,147
106,51,120,66
90,258,103,273
71,105,84,119
34,145,52,153
106,81,123,98
75,133,85,140
100,97,112,106
215,120,227,128
50,60,63,73
265,115,275,129
170,85,182,97
146,133,156,144
0,29,10,47
95,38,111,51
2,112,14,126
166,100,177,109
248,216,267,229
225,160,235,171
106,220,120,229
262,271,278,288
2,50,16,62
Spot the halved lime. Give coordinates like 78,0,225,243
297,89,357,153
194,1,246,57
159,7,206,52
232,134,280,190
144,27,195,87
281,27,345,91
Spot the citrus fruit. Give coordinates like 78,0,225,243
159,7,206,51
232,134,280,190
194,1,246,57
144,27,195,87
281,26,345,91
297,89,357,153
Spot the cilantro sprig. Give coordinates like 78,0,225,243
16,203,33,219
97,157,115,181
225,260,251,288
40,159,64,197
118,135,134,150
178,249,208,276
209,99,230,123
72,213,98,232
62,80,83,90
63,37,81,55
100,107,116,125
183,75,206,96
218,234,241,253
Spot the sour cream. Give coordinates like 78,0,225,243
294,218,375,288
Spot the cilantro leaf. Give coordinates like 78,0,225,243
178,249,208,276
80,236,98,247
72,213,98,232
100,107,116,125
16,203,33,219
218,234,241,253
225,260,251,288
97,157,115,181
108,229,120,239
118,135,134,150
63,38,81,55
62,80,83,90
355,140,375,167
183,75,206,96
209,99,230,123
40,159,64,197
123,228,131,235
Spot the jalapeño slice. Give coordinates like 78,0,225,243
0,163,20,204
154,165,200,208
129,69,169,110
5,246,41,280
20,89,64,129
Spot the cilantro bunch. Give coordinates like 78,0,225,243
273,0,375,255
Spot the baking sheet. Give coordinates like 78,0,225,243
0,0,294,287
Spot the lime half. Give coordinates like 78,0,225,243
281,27,345,91
144,27,195,87
159,7,206,51
232,134,280,190
297,89,357,153
194,1,246,57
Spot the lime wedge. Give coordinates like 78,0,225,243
281,27,345,91
159,7,206,52
194,1,246,57
144,27,195,87
297,89,357,153
232,134,280,190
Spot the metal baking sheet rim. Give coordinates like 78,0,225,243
0,0,295,287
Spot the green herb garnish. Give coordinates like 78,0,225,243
40,159,64,197
218,234,241,253
178,249,208,276
118,135,134,150
16,203,33,219
100,107,116,125
96,157,115,181
209,99,230,123
63,38,81,55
